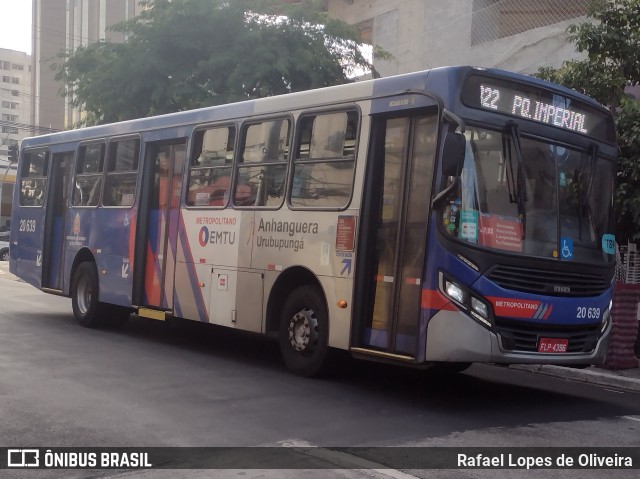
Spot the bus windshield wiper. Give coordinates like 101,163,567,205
577,143,599,240
502,123,527,237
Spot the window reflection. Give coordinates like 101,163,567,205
187,126,235,207
73,143,105,207
234,119,290,208
290,111,359,208
103,138,139,207
19,149,48,207
440,126,614,264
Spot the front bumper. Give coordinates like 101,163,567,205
425,309,611,365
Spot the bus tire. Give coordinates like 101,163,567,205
278,285,329,377
71,261,104,328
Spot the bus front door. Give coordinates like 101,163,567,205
355,113,438,359
133,141,186,311
42,152,73,291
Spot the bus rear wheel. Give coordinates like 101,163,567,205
71,262,103,328
278,286,329,377
71,262,130,328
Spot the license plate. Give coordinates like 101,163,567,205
538,337,568,353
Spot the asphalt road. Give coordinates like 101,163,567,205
1,266,639,479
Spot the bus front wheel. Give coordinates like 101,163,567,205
278,286,329,377
71,262,104,328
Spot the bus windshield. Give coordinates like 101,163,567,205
440,125,615,265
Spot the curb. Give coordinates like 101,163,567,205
0,262,17,279
511,364,640,392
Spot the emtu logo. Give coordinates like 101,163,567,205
198,226,209,247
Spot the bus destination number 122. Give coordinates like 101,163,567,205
479,83,589,134
480,85,500,110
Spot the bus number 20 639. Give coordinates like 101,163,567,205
576,307,601,320
19,219,37,233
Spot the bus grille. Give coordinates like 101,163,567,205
487,265,608,297
495,319,600,353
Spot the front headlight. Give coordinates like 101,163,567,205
439,271,492,328
471,297,488,318
445,280,466,304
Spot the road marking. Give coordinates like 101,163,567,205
623,416,640,423
276,440,419,479
603,388,624,394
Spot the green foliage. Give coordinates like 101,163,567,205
54,0,376,125
536,0,640,243
613,97,640,242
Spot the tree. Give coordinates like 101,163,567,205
54,0,377,125
536,0,640,243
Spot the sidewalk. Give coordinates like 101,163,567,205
511,362,640,392
0,260,16,280
1,261,639,392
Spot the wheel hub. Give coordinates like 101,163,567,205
288,307,319,352
77,276,93,315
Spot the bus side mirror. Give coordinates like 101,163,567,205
442,131,465,177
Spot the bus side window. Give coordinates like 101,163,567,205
103,138,140,207
19,149,48,207
187,126,235,207
234,119,290,208
73,142,105,207
290,110,359,208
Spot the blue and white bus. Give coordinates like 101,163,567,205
10,66,618,376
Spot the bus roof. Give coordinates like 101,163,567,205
22,66,612,148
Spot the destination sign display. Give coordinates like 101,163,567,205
462,75,616,143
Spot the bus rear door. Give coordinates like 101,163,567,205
42,151,73,291
133,140,186,312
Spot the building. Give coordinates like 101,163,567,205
325,0,590,76
0,48,32,230
32,0,145,132
33,0,592,132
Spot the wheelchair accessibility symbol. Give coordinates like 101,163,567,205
560,237,574,260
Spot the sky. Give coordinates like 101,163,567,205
0,0,32,54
